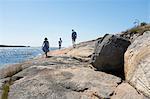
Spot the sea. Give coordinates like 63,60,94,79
0,47,57,68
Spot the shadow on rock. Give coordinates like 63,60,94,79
46,56,53,58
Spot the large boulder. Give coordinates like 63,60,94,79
124,31,150,97
90,34,131,71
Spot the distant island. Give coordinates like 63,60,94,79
0,45,30,47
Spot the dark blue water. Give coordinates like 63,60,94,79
0,47,57,68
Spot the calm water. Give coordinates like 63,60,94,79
0,47,57,68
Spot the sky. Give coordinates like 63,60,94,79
0,0,149,47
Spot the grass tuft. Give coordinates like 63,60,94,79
1,83,10,99
1,78,13,99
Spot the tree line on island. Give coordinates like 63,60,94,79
0,45,30,47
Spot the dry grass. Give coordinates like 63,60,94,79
0,64,23,79
120,24,150,40
129,24,150,35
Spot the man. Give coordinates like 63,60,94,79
71,29,77,48
58,38,62,49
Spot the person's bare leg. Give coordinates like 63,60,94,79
45,52,48,58
72,40,75,48
73,39,76,48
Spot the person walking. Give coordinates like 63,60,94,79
42,37,49,58
71,29,77,48
58,38,62,49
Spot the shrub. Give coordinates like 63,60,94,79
140,22,147,26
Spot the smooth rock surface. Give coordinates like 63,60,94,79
111,83,147,99
48,39,98,62
90,34,131,71
11,56,92,81
124,31,150,97
67,40,97,59
8,66,121,99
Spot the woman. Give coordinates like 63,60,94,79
42,38,49,58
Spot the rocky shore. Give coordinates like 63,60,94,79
0,24,150,99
